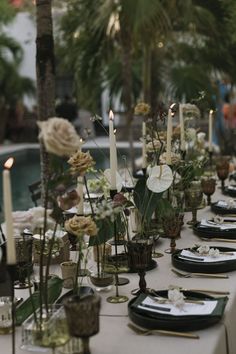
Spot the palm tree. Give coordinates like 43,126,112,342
35,0,56,201
0,1,35,142
57,0,236,137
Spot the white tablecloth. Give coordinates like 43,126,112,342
1,184,236,354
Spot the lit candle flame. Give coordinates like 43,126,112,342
109,110,114,120
210,109,214,114
4,157,14,170
114,129,117,134
79,138,84,144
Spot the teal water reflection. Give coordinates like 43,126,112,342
0,147,137,214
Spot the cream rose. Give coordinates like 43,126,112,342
38,117,82,157
68,150,95,176
134,102,151,116
65,215,98,237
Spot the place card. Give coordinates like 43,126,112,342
200,219,236,230
179,249,236,263
138,296,217,316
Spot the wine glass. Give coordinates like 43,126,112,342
185,186,203,226
64,294,101,354
201,177,216,205
216,159,230,190
162,214,182,254
127,239,153,294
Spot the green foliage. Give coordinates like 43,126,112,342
55,0,236,112
0,3,35,106
89,218,114,246
133,177,163,223
15,276,63,326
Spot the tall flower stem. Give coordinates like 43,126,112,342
44,222,58,313
83,176,101,276
39,184,49,323
73,238,83,295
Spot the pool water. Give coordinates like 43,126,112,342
0,147,139,215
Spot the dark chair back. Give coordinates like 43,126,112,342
28,180,41,206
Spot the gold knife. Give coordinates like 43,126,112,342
169,286,230,295
190,272,228,279
201,237,236,243
171,268,228,279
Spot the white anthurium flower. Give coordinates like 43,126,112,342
146,164,173,193
104,169,123,192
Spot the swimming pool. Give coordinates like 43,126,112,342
0,146,140,214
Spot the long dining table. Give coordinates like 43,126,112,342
1,182,236,354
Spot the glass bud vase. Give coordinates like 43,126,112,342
21,305,70,352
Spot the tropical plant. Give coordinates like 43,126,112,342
0,0,35,142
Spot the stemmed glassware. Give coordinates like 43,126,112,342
216,158,230,190
201,177,216,205
127,239,153,294
162,213,183,254
64,294,101,354
185,182,203,225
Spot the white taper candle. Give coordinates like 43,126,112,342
166,108,172,165
3,158,16,264
109,110,117,190
179,104,185,151
208,110,214,152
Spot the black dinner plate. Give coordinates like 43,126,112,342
193,221,236,239
223,186,236,197
172,246,236,273
211,201,236,215
128,290,228,331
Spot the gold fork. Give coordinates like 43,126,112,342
128,323,199,339
200,237,236,243
171,268,228,279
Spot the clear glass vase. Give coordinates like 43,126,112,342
21,304,70,352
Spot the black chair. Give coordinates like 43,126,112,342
28,180,42,206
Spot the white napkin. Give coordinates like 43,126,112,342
138,296,217,316
65,202,95,215
216,200,228,207
180,249,236,263
200,219,236,230
228,186,236,191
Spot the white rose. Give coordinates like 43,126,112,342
213,215,224,224
197,245,210,255
228,199,236,209
209,248,220,258
38,117,82,157
197,132,206,143
168,289,185,308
